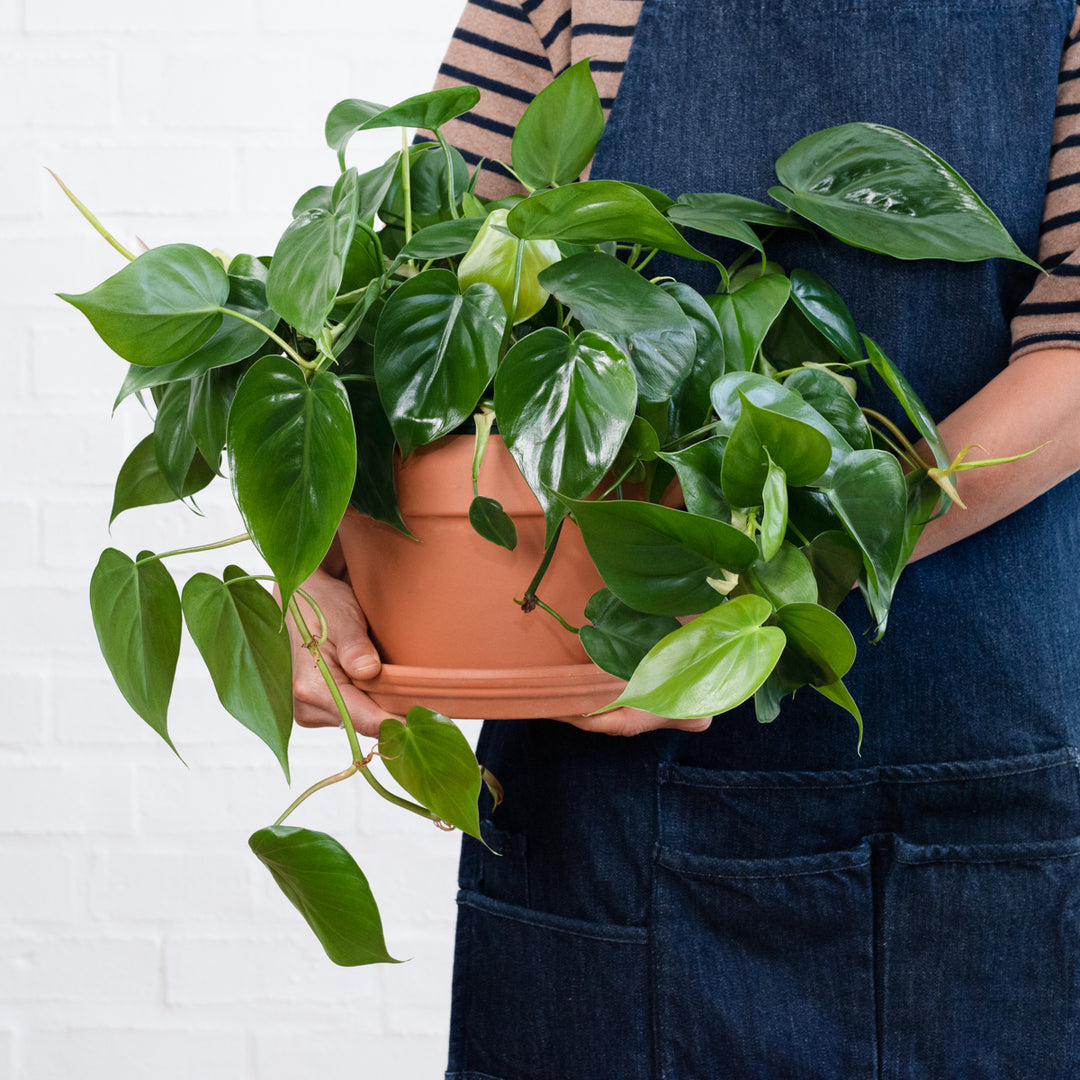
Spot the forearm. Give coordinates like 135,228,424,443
911,347,1080,560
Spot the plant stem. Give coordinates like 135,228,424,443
355,765,440,821
400,129,413,245
521,520,564,603
135,532,250,564
218,308,313,369
516,594,581,633
274,764,358,826
47,168,138,262
861,408,930,470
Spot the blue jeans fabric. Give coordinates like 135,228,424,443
446,0,1080,1076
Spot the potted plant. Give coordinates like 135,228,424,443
56,61,1037,965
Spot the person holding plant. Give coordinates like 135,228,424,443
290,1,1080,1075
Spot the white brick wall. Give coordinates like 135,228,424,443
1,3,484,1076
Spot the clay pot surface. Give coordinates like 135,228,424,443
338,434,626,719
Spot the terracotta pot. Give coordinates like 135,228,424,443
337,434,626,719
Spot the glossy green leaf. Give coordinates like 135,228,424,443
579,588,681,680
495,327,637,543
608,594,786,718
250,826,399,966
469,495,518,551
507,180,710,262
665,201,765,255
783,367,872,453
374,269,505,458
769,602,856,686
657,438,731,521
741,542,819,608
770,123,1039,266
538,252,696,402
227,356,356,606
659,281,727,439
511,58,604,190
563,497,758,615
707,274,791,372
59,243,229,366
788,268,863,364
721,392,832,507
181,568,293,781
864,337,950,469
825,449,907,636
397,217,483,260
186,364,239,468
341,375,408,534
326,86,481,165
89,548,181,753
380,143,470,224
803,530,864,611
153,380,200,496
378,708,482,838
759,453,788,562
110,434,215,523
266,168,359,337
672,192,807,231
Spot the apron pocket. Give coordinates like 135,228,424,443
448,889,652,1080
881,836,1080,1080
652,841,877,1080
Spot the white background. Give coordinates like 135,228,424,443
0,2,480,1076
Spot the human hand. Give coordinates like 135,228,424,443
553,707,711,736
284,565,402,738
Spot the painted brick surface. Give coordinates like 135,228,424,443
3,2,476,1075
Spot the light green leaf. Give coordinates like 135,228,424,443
759,453,788,562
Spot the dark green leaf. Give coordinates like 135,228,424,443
227,356,356,606
249,826,399,966
672,192,807,231
397,217,484,260
608,594,786,718
770,123,1039,266
374,269,505,458
788,268,863,364
803,531,864,611
659,281,727,439
538,252,696,402
563,497,758,615
469,495,518,550
507,180,710,262
579,588,680,680
380,143,470,224
511,59,604,189
665,201,765,255
181,568,292,781
494,327,637,544
59,243,229,366
707,274,790,372
110,434,215,523
153,380,200,496
186,364,239,468
89,548,181,753
657,438,731,521
378,708,482,838
266,168,359,336
783,367,872,453
341,375,408,534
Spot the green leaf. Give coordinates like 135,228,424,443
707,274,791,372
110,434,215,523
59,243,229,366
579,588,680,680
788,268,863,364
609,594,786,718
770,123,1039,266
563,497,758,615
783,367,872,453
469,495,518,551
511,59,604,190
378,708,482,838
326,86,481,165
802,530,864,611
341,374,408,534
266,168,359,337
495,327,637,543
672,192,807,231
181,568,293,781
89,548,181,753
380,143,470,224
250,826,399,966
657,438,731,521
665,200,765,255
227,357,356,606
186,364,240,468
507,180,711,263
153,380,201,496
759,453,788,562
769,602,856,686
538,252,696,402
374,269,505,458
397,217,483,260
741,542,819,608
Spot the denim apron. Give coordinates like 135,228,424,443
446,3,1080,1077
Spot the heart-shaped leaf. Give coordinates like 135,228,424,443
89,549,181,754
788,268,863,364
374,269,505,458
742,542,819,608
782,367,872,453
707,274,791,372
227,356,356,606
59,243,229,366
657,439,731,521
181,567,293,781
608,594,786,718
378,708,482,838
495,327,637,543
250,826,399,966
511,59,605,190
469,495,518,551
110,434,215,523
579,588,680,680
770,123,1039,266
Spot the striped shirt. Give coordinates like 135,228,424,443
432,0,1080,360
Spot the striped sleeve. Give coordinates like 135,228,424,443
1011,4,1080,359
431,0,642,198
